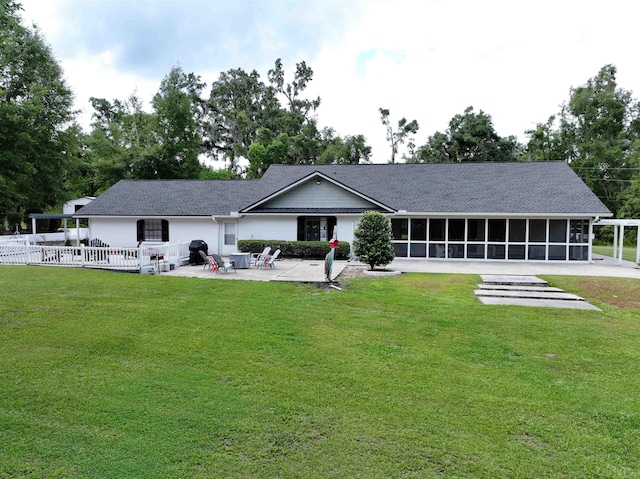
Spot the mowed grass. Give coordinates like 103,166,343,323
1,267,639,478
593,244,639,263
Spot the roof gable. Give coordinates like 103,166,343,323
241,172,393,213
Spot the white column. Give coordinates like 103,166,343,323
613,225,618,261
31,217,37,243
618,225,625,264
636,225,640,264
588,219,593,262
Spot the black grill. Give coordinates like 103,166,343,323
188,239,208,265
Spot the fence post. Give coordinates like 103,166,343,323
25,240,31,265
138,245,144,272
81,244,86,267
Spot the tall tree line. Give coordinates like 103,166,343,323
0,0,77,230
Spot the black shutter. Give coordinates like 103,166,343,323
161,220,169,242
297,217,305,241
327,217,337,239
136,220,144,242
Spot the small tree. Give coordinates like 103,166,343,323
353,211,395,270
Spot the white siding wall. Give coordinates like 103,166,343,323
239,216,298,242
89,217,219,251
89,214,364,252
63,197,93,214
89,218,135,246
169,218,219,252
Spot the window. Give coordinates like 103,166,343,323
448,219,465,241
394,243,408,257
429,219,445,241
528,245,546,260
509,219,526,242
487,244,506,260
297,217,336,241
529,219,547,242
410,243,427,257
429,243,446,258
488,219,506,242
448,244,464,258
391,219,409,240
570,220,589,243
549,220,567,243
467,244,485,259
224,222,236,246
548,245,566,260
411,219,427,241
569,245,588,260
137,219,169,242
508,245,525,259
467,219,485,242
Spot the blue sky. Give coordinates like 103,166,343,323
20,0,640,164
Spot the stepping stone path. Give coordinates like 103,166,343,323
475,275,601,311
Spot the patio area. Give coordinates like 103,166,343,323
161,254,640,282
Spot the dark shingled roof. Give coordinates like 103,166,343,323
76,162,611,217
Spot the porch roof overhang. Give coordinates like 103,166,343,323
389,211,610,218
29,213,76,220
241,207,387,215
595,218,640,226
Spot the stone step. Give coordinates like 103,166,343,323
480,274,549,287
477,296,601,311
474,289,585,301
477,284,565,293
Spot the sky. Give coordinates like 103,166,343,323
18,0,640,164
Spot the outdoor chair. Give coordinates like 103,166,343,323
252,246,271,267
261,249,281,269
198,250,218,272
211,253,236,274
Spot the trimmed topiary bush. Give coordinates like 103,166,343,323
352,211,395,270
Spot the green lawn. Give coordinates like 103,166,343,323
1,266,639,478
593,244,639,263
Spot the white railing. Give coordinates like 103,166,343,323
0,240,190,272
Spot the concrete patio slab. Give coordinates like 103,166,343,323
161,259,347,283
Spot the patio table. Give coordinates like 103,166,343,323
229,252,251,269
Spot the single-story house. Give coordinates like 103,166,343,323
63,196,95,215
75,161,612,262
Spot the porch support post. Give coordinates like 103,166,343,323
618,225,625,264
75,218,81,247
636,225,640,265
31,217,37,243
588,219,593,262
613,225,618,262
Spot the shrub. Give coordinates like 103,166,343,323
237,240,350,260
352,211,395,270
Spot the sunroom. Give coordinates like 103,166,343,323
390,216,592,261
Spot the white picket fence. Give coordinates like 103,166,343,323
0,239,191,273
